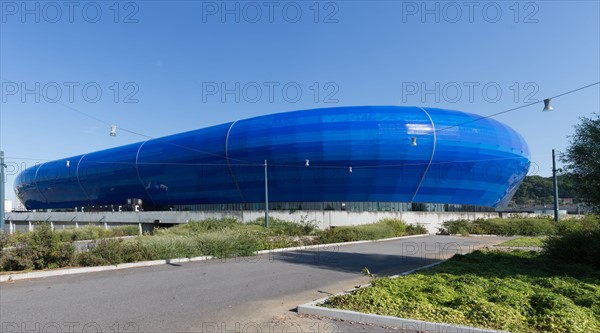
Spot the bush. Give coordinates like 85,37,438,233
380,218,407,236
191,218,241,232
0,231,9,250
1,223,75,271
543,228,600,268
441,218,557,236
478,218,556,236
55,225,110,242
556,215,600,235
319,219,400,243
156,218,242,236
441,220,471,235
250,216,318,236
198,231,261,258
110,225,140,237
316,219,428,244
54,225,140,242
318,227,361,243
77,239,128,266
76,229,265,266
407,223,428,235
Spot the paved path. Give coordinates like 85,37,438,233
0,235,508,332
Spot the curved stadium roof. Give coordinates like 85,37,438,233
15,106,530,210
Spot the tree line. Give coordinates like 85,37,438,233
512,113,599,211
511,175,578,206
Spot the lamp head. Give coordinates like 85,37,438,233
543,98,553,112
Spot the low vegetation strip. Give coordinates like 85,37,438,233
497,237,545,247
323,249,600,333
0,217,427,272
440,215,599,236
5,225,140,245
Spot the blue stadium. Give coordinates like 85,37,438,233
14,106,530,210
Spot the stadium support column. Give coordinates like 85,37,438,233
0,151,5,233
264,160,269,228
552,149,560,222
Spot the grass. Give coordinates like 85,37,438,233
76,218,426,266
498,237,545,247
1,218,427,271
77,230,264,266
441,215,599,236
6,225,139,245
318,218,426,243
323,250,600,333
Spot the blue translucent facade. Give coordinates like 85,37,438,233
14,106,530,210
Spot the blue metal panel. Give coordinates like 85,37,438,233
412,107,530,207
77,143,150,207
136,123,239,205
14,106,530,209
34,156,88,208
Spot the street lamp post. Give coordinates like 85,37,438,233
264,160,269,228
552,149,560,222
0,151,6,233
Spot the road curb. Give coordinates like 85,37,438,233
0,256,213,283
297,305,506,333
255,233,429,255
0,234,430,283
297,260,508,333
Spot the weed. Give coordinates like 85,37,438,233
324,250,600,333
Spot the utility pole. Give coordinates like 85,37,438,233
0,151,6,233
552,149,560,222
264,160,269,228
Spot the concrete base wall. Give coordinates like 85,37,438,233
4,210,510,234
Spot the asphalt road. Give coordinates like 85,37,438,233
0,235,508,333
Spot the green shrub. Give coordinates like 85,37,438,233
318,227,360,243
76,229,265,266
54,225,139,242
191,218,241,232
197,231,261,258
250,217,318,236
1,223,75,271
441,218,557,236
4,230,34,247
556,215,599,235
0,231,9,250
55,225,110,242
319,221,393,243
156,218,242,236
137,236,202,259
476,218,556,236
543,228,600,268
317,219,423,243
77,239,127,266
406,223,428,235
380,218,407,236
110,225,140,237
441,219,471,235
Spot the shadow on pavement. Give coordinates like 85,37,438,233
271,250,440,276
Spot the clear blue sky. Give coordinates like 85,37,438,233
1,0,599,204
